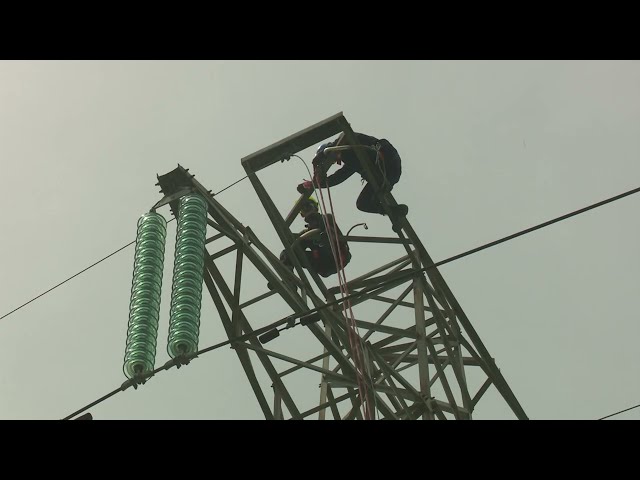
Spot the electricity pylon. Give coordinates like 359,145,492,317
153,112,527,420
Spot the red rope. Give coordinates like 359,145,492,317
325,183,374,419
313,173,374,419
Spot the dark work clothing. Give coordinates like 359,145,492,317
280,212,351,278
357,180,386,214
314,133,402,215
280,248,341,278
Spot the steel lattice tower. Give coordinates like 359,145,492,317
153,112,527,420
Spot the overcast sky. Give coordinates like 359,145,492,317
0,60,638,420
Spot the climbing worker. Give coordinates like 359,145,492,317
278,196,351,279
297,133,409,229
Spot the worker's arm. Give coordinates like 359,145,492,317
296,228,322,243
324,164,355,187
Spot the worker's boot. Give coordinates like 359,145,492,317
389,204,409,233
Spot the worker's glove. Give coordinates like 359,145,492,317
297,180,313,193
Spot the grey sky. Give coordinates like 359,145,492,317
0,60,638,419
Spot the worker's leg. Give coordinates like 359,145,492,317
356,179,403,212
314,248,339,278
279,250,294,270
356,182,385,214
356,180,408,233
374,148,408,231
269,250,295,290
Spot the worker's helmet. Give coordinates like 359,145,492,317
300,196,319,214
317,142,331,155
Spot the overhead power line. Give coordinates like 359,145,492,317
0,239,138,321
598,402,640,420
429,185,640,270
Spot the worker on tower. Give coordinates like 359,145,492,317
297,133,408,231
276,196,351,282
